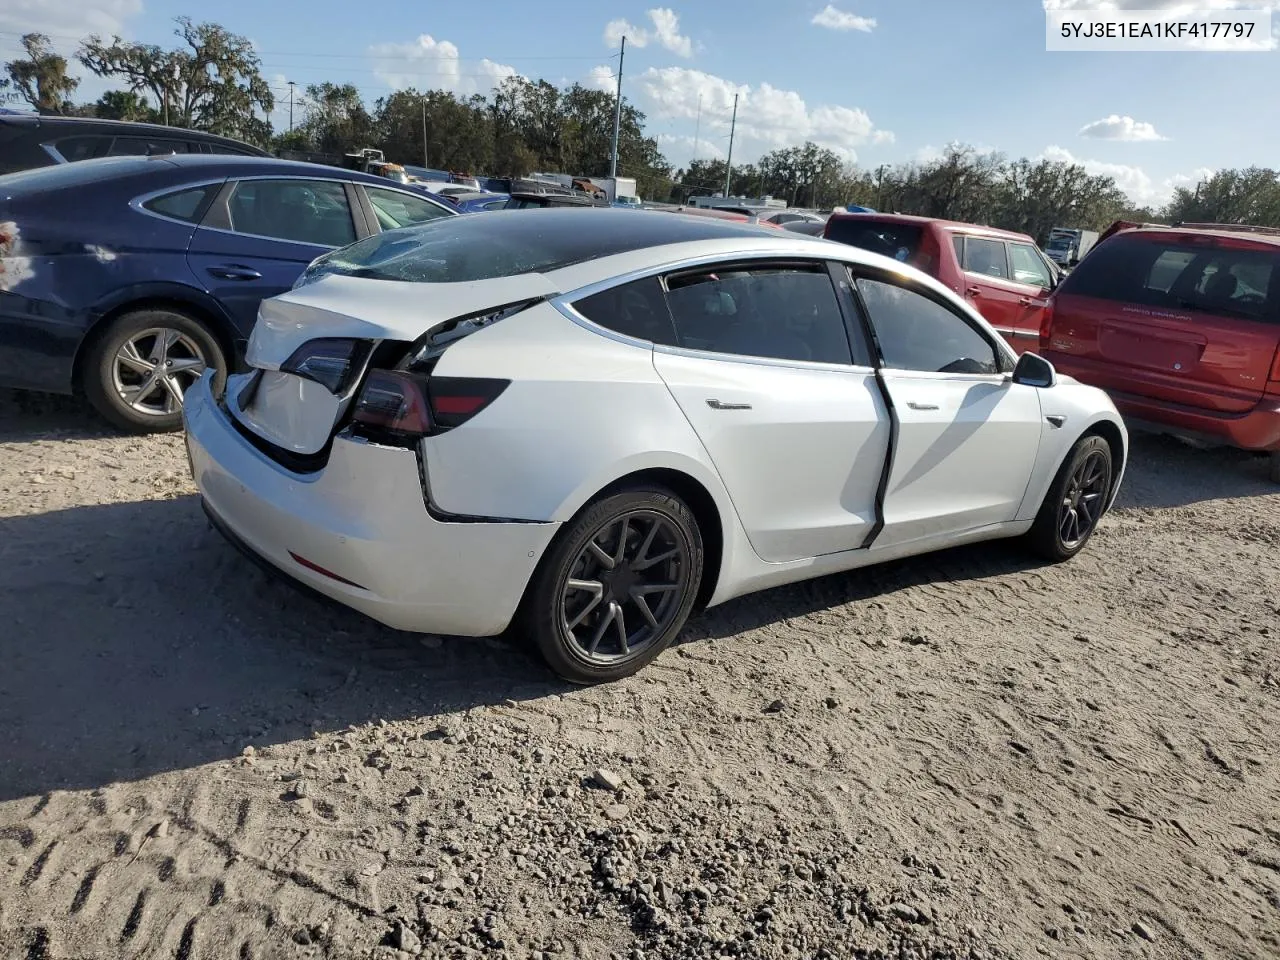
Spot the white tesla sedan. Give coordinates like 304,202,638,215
184,209,1127,683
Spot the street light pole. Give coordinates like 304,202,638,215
609,36,625,178
288,81,296,132
723,93,738,198
422,97,428,168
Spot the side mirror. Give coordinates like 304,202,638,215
1011,352,1056,388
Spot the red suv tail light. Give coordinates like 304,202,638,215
350,372,509,443
1268,346,1280,394
1039,297,1056,350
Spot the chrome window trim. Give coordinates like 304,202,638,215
190,174,367,249
39,142,68,164
129,177,229,228
551,250,874,375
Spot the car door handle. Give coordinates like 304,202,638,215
206,264,262,281
706,399,752,410
1018,297,1034,306
906,401,939,411
965,287,982,297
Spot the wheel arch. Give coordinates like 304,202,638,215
592,466,726,612
1081,415,1127,510
73,289,240,393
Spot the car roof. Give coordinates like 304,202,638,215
827,211,1034,242
0,112,266,150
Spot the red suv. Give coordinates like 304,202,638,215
1041,223,1280,481
823,213,1059,353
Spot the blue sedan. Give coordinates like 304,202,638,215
0,154,455,431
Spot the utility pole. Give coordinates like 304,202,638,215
422,97,428,168
692,93,702,162
723,93,738,198
288,81,296,132
609,36,625,178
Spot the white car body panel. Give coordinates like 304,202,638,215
184,217,1128,641
873,372,1043,549
651,347,889,562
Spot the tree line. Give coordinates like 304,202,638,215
4,20,1279,243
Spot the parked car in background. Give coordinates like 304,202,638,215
0,154,454,432
447,191,512,213
755,209,826,227
0,113,267,175
824,212,1059,354
185,208,1126,684
1040,222,1280,481
505,191,610,209
782,219,828,236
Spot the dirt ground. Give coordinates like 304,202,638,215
0,388,1277,960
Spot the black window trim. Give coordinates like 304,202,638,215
354,182,456,235
197,175,372,247
846,263,1016,377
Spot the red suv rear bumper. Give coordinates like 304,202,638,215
1049,367,1280,452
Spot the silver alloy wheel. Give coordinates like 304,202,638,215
110,327,208,417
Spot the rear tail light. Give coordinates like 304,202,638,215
349,371,509,443
1268,345,1280,388
1039,298,1056,349
281,338,371,394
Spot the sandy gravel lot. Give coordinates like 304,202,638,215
0,389,1277,960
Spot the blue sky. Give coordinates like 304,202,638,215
3,0,1278,206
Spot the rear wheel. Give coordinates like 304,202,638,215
521,486,703,684
1026,434,1113,561
83,308,226,433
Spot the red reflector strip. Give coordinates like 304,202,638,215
288,551,368,590
432,394,488,415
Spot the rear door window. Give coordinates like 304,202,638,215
52,135,110,162
227,179,356,247
364,186,451,230
857,277,1002,375
960,237,1010,280
1064,234,1279,323
663,264,854,365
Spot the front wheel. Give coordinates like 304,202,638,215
1026,434,1113,561
520,487,703,684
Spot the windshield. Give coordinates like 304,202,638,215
824,219,924,262
1046,238,1071,250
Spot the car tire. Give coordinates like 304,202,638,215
1026,433,1113,562
83,308,226,433
520,486,703,685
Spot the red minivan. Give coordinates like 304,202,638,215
823,213,1060,353
1041,223,1280,481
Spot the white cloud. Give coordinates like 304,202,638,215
0,0,142,53
872,129,896,145
1040,144,1213,207
370,35,519,96
1079,114,1167,141
636,66,892,161
657,132,725,161
588,64,617,92
811,4,877,32
604,8,693,57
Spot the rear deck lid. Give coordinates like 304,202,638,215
1050,230,1280,413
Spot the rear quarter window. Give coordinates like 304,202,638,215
141,184,218,223
1063,234,1280,323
